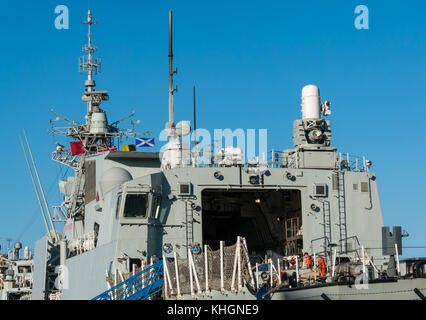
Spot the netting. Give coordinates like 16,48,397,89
164,237,254,296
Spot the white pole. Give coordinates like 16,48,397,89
295,256,299,285
269,259,273,288
364,250,379,274
22,130,57,241
277,258,282,284
255,263,259,290
363,156,366,172
331,248,337,278
339,152,342,169
237,236,242,291
313,252,317,280
361,246,366,274
189,250,201,294
204,244,209,295
148,258,153,300
242,237,255,288
19,135,53,243
114,268,118,300
132,264,136,295
163,261,169,299
231,242,239,292
220,241,224,293
163,255,173,295
188,249,194,297
395,243,400,276
173,252,181,299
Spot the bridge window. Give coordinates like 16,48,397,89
115,194,122,219
123,194,148,218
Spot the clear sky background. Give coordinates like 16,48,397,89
0,0,425,258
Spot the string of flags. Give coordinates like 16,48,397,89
97,145,117,153
136,137,155,147
122,137,155,152
69,137,154,155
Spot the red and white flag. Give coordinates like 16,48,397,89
97,145,117,153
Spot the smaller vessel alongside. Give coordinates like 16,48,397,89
0,242,34,300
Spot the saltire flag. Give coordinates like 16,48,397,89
136,137,155,147
97,145,117,153
122,145,136,152
69,141,84,156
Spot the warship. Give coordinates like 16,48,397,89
0,242,33,300
27,10,425,300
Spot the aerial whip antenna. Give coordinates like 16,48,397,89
193,85,197,153
19,132,55,243
168,10,177,128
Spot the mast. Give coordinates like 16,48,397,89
80,9,100,115
168,10,177,128
193,85,197,153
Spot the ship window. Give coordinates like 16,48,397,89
123,194,148,218
150,194,162,219
18,266,32,273
361,182,369,193
116,194,122,219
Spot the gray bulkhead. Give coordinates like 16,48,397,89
60,152,161,299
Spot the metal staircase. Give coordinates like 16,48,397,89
92,260,164,300
337,171,347,253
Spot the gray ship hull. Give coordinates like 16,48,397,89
168,279,426,301
273,278,426,300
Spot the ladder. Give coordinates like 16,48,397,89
337,171,347,253
323,200,332,250
186,202,194,248
92,260,164,300
69,160,84,217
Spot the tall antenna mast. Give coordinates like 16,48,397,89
168,10,177,127
80,9,100,114
193,85,197,153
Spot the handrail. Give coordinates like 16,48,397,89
92,260,164,300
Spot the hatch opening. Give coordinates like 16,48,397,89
201,189,302,257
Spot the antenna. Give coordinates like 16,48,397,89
6,238,12,251
193,85,197,153
80,9,100,114
22,129,58,242
19,134,53,243
168,10,177,127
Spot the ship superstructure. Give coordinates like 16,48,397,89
30,10,426,300
0,242,33,300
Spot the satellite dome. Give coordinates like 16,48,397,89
100,167,133,195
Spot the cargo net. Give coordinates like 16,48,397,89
163,236,255,298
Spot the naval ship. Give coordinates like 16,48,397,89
28,10,425,300
0,242,33,300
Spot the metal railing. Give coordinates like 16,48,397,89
92,260,164,300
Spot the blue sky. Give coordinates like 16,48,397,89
0,0,425,258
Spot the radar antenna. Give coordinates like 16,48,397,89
79,9,101,114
